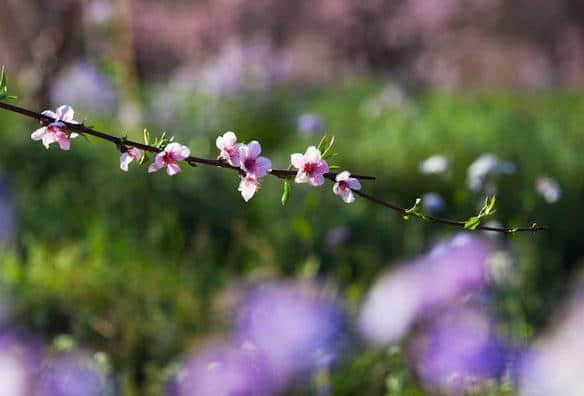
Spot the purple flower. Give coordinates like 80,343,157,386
422,192,446,213
297,113,324,136
535,176,561,203
173,344,274,396
359,266,425,345
417,234,491,309
518,293,584,395
0,331,42,396
235,281,346,386
35,352,109,396
359,234,492,346
412,307,507,394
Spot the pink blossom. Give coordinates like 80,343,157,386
148,142,191,176
290,146,329,186
31,105,79,150
120,147,143,172
238,174,261,202
216,131,241,167
332,171,361,203
239,141,272,178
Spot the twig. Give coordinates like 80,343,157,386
0,101,546,234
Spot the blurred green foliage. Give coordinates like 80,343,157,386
0,83,583,394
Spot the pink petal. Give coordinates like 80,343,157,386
246,141,262,158
348,178,362,190
295,170,308,184
291,153,305,169
148,161,163,173
56,105,74,122
41,110,57,119
166,162,182,176
166,143,190,160
314,160,329,175
341,189,355,203
238,176,258,202
128,147,142,159
336,171,351,182
42,133,57,149
57,135,70,151
218,131,237,149
333,182,342,195
227,150,241,167
308,174,325,186
120,152,133,172
254,157,272,177
31,127,47,141
305,146,322,163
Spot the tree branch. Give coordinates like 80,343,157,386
0,101,546,234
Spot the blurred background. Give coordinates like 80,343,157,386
0,0,583,394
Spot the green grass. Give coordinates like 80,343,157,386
0,82,582,394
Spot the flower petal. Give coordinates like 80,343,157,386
42,133,57,149
254,157,272,177
56,105,74,122
247,141,262,158
314,160,329,175
148,161,163,173
308,174,325,186
166,163,182,176
238,176,258,202
336,171,351,182
57,135,70,151
348,178,362,190
295,170,308,184
41,110,57,119
305,146,322,163
342,190,355,203
291,153,305,169
120,152,133,172
31,127,47,141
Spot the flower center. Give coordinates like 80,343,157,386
339,180,348,190
244,158,256,171
163,152,174,164
303,162,315,174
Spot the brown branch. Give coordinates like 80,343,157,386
0,101,546,234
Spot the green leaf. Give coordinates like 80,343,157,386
317,134,328,153
281,180,291,206
321,135,335,159
0,65,8,100
403,197,427,220
464,195,497,230
143,129,151,145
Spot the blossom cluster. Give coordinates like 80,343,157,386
30,106,363,204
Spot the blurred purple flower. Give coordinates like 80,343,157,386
325,226,350,247
359,234,492,345
297,113,324,136
412,306,507,394
359,266,425,345
173,344,274,396
535,176,561,203
235,281,346,386
467,154,515,192
518,292,584,396
36,352,109,396
417,234,491,309
0,330,43,396
50,62,117,114
419,155,449,175
422,192,446,213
